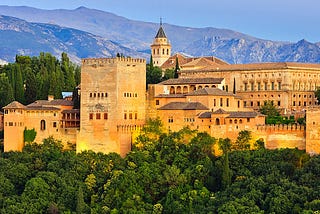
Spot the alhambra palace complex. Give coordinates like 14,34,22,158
2,24,320,156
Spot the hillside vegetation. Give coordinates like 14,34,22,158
0,120,319,213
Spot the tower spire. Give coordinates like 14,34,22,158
160,17,162,26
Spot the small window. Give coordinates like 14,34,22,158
89,113,93,120
96,113,101,120
124,113,127,120
105,93,108,97
104,113,108,120
129,113,133,119
156,100,160,105
53,122,57,128
90,93,92,97
40,120,46,130
135,113,137,120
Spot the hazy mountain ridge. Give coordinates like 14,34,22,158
0,5,319,64
0,15,146,63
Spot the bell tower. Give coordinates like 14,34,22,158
150,19,171,67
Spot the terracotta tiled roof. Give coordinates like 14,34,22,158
154,94,186,98
160,54,229,70
158,102,209,110
212,108,228,114
181,62,320,73
28,99,73,107
198,111,212,118
226,111,261,118
187,88,232,96
62,109,80,114
26,106,60,111
159,77,224,85
3,101,26,109
181,57,224,69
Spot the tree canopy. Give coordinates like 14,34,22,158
0,123,318,213
0,52,80,109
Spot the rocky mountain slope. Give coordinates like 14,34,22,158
0,5,319,64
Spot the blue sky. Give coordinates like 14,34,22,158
1,0,319,42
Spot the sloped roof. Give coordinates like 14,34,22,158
187,88,232,96
181,57,223,69
212,108,228,114
62,109,80,114
28,99,73,107
158,102,209,110
155,26,167,38
159,77,224,85
154,94,186,98
226,111,262,118
198,111,212,118
181,62,320,73
160,53,229,70
3,101,26,109
26,106,60,111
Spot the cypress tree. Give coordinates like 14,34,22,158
25,68,37,104
14,64,25,103
174,57,180,78
0,73,14,109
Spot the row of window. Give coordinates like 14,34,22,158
153,48,170,56
167,117,251,125
244,82,281,91
124,113,138,120
124,92,138,98
89,92,108,98
5,120,56,131
244,101,281,107
213,98,230,107
89,113,108,120
4,110,23,114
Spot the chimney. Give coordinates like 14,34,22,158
48,95,54,101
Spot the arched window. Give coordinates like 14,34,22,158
40,120,46,130
170,86,175,94
215,118,220,125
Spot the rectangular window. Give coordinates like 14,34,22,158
53,122,57,128
264,82,268,90
278,82,281,90
293,101,296,106
96,113,101,120
124,113,127,120
278,101,281,106
104,113,108,120
247,118,250,122
213,99,216,107
258,82,261,91
226,98,229,107
220,98,223,107
251,101,253,106
251,82,254,91
271,82,274,90
257,101,260,106
89,113,93,120
129,113,133,119
244,101,247,107
244,83,248,91
238,101,240,108
156,100,160,105
135,113,137,119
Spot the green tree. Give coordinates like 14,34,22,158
218,138,232,189
315,87,320,104
146,64,162,85
24,68,37,104
24,128,37,143
174,57,180,78
14,64,25,103
0,73,14,109
233,130,252,151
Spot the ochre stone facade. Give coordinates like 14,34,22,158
3,25,320,156
3,99,78,152
77,57,146,156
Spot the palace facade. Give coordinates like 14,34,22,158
2,24,320,155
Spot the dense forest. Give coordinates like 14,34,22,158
0,119,319,213
0,52,81,109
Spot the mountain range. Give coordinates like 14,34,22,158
0,5,320,64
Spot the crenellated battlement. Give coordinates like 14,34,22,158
256,124,305,131
82,57,146,67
